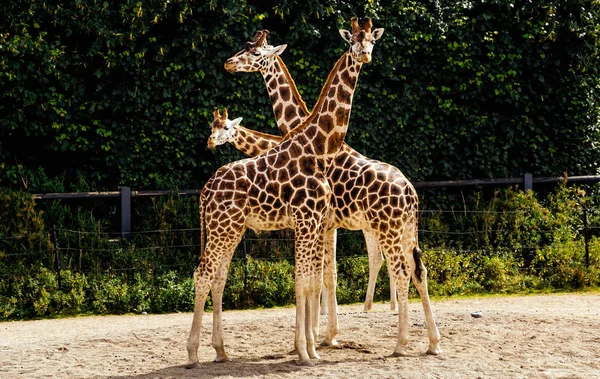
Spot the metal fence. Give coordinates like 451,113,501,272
4,173,595,277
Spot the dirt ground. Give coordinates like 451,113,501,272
1,292,599,379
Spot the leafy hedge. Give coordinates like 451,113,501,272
1,183,599,320
1,0,599,191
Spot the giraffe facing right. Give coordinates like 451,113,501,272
221,28,441,354
222,30,398,315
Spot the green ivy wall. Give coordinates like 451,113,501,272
1,0,599,191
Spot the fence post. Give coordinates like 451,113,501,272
582,206,590,268
119,186,131,240
523,173,533,191
51,228,61,289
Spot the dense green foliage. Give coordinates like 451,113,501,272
1,0,599,190
1,183,599,320
2,0,600,320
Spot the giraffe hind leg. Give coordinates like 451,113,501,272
185,269,212,368
211,259,234,363
411,247,442,355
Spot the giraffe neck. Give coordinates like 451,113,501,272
288,52,362,167
261,56,310,136
230,125,283,157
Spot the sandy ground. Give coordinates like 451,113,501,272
1,292,599,379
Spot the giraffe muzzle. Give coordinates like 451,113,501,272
224,59,237,73
359,54,372,63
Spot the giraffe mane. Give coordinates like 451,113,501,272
239,125,284,143
275,55,310,118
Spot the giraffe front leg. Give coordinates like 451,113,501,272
363,230,383,312
294,276,312,366
387,263,398,312
322,229,339,346
186,270,211,369
211,260,232,363
306,278,321,360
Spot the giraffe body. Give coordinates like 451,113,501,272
224,33,398,313
186,18,383,367
217,28,441,353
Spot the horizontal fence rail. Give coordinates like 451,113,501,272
30,173,600,239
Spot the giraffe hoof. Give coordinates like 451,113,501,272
390,351,409,358
320,338,338,347
427,346,442,355
213,355,231,363
184,361,202,369
296,359,315,367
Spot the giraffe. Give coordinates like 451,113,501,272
223,30,398,315
186,18,383,367
221,27,441,354
209,109,442,357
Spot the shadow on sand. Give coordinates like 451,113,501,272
110,342,386,379
111,356,336,379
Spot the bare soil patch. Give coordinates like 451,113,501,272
1,292,599,378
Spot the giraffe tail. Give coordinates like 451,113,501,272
413,247,423,283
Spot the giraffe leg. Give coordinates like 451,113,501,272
295,275,312,365
387,261,399,312
411,248,442,355
185,269,211,368
363,230,383,312
320,282,329,316
322,229,339,346
211,259,233,363
307,277,321,360
294,222,325,365
391,271,411,357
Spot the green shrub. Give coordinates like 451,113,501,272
534,238,587,289
88,273,131,314
336,256,371,305
149,271,195,313
480,255,522,293
241,258,295,308
422,248,480,296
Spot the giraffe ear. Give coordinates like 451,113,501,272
229,117,243,127
372,28,385,41
339,29,353,43
264,44,287,57
272,44,287,56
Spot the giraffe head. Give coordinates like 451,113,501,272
224,30,288,73
207,107,242,150
339,17,384,63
